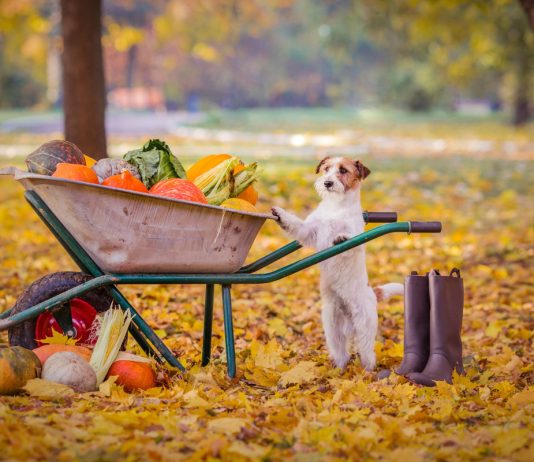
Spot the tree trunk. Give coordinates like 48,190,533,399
126,45,137,88
518,0,534,30
61,0,107,159
512,24,532,126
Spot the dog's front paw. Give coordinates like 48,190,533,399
271,206,283,222
271,207,290,230
333,233,351,245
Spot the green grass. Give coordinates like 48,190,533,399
191,106,534,140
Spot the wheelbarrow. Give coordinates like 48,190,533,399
0,167,442,378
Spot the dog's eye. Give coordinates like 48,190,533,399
339,167,347,174
325,166,330,172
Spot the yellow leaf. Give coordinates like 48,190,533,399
227,441,268,459
251,339,283,370
183,389,209,408
279,361,318,387
39,329,79,346
509,388,534,407
208,417,248,435
23,378,75,400
493,428,530,456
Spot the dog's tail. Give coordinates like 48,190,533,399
373,283,403,302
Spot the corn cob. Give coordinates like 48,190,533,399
89,308,133,385
193,157,240,205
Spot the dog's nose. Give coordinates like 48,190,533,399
324,180,334,189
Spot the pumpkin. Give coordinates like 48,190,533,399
52,163,99,184
233,164,258,205
26,140,85,175
106,360,156,392
220,198,258,213
32,344,92,366
0,346,42,395
92,158,141,183
187,154,231,181
102,170,148,193
150,178,208,204
41,352,97,392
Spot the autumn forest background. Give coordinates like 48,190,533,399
0,0,533,461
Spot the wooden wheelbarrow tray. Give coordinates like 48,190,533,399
0,167,442,377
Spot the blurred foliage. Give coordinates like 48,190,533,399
0,0,531,122
0,151,532,459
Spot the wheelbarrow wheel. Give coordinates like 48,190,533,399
8,272,114,350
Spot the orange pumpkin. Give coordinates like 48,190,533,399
150,178,208,204
102,170,148,193
32,344,92,366
186,154,232,181
52,163,99,184
106,360,156,392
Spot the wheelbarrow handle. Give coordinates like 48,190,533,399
364,211,397,223
409,221,442,233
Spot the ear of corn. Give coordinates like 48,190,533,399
89,308,133,385
232,162,260,197
192,156,260,205
193,157,239,205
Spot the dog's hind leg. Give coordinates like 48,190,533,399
321,289,351,369
351,303,378,371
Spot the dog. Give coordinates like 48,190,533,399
271,156,402,371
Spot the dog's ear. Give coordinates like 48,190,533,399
315,156,331,174
354,160,371,180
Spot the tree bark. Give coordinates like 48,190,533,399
512,22,532,126
61,0,107,159
518,0,534,30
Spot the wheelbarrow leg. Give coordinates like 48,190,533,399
201,284,214,366
111,288,186,372
222,284,236,378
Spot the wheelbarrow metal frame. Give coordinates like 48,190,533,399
0,190,441,378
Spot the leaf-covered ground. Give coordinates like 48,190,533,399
0,154,532,461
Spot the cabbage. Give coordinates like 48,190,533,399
123,139,186,189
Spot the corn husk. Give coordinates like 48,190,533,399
193,157,240,205
232,162,260,197
89,309,133,385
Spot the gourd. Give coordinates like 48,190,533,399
26,140,85,175
41,352,97,392
220,198,258,213
0,346,42,395
32,344,92,366
106,359,156,392
150,178,208,204
92,158,141,183
52,163,99,184
102,170,148,193
186,154,231,181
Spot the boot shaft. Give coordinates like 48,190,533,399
428,268,464,372
403,271,431,354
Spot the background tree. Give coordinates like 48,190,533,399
61,0,107,158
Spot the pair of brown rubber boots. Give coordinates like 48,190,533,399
396,268,464,386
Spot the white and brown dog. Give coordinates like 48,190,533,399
272,156,402,371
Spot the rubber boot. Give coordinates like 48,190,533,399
408,268,464,386
396,271,430,375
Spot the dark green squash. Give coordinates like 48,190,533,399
26,140,85,175
0,346,41,395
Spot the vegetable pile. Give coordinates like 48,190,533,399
1,309,158,396
25,139,262,212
